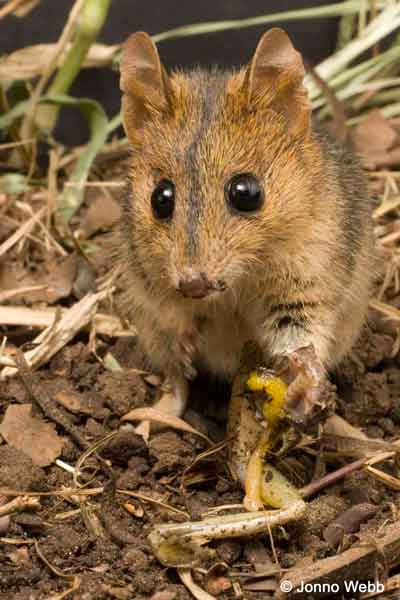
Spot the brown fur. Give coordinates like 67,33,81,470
115,29,374,408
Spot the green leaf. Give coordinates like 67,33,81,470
0,93,109,223
45,94,109,225
0,173,30,194
0,97,31,131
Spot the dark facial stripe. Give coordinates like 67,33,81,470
184,69,228,258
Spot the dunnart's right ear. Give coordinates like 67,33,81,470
120,32,173,145
243,28,310,138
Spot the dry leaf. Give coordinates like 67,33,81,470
0,497,10,534
80,194,121,238
101,584,132,600
54,389,85,414
353,109,396,153
178,568,216,600
121,407,211,444
7,547,31,565
323,503,378,547
0,254,76,305
205,575,231,596
0,42,119,82
324,414,367,440
352,109,398,168
123,501,144,518
0,404,64,466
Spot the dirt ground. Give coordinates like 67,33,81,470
2,153,400,600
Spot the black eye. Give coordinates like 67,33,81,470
225,173,263,213
151,179,175,220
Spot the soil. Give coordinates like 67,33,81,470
1,165,400,600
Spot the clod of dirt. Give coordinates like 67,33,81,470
243,539,275,573
134,570,158,595
42,525,83,559
378,416,396,435
102,430,147,464
343,470,384,505
13,513,46,534
120,547,150,574
386,368,400,401
343,372,392,424
149,431,195,476
0,445,45,490
185,490,219,519
84,418,107,441
355,332,394,369
301,495,348,538
216,539,242,563
49,342,91,379
116,456,150,490
96,370,147,416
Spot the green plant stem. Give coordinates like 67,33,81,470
35,0,111,134
316,77,400,118
150,0,388,44
336,13,356,50
347,101,400,125
306,3,400,99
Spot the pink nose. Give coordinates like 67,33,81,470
177,270,226,299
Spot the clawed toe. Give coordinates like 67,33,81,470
280,345,336,426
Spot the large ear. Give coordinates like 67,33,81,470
120,32,173,145
245,28,310,137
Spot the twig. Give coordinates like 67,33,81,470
306,62,348,141
178,568,216,600
35,541,81,600
0,138,35,150
0,206,45,258
0,0,27,19
119,490,189,518
0,304,134,338
14,350,90,450
0,496,40,517
1,289,111,379
149,500,306,567
0,285,47,304
276,521,400,598
300,458,366,498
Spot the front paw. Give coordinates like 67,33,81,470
280,345,336,426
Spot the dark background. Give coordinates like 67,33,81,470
1,0,340,145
